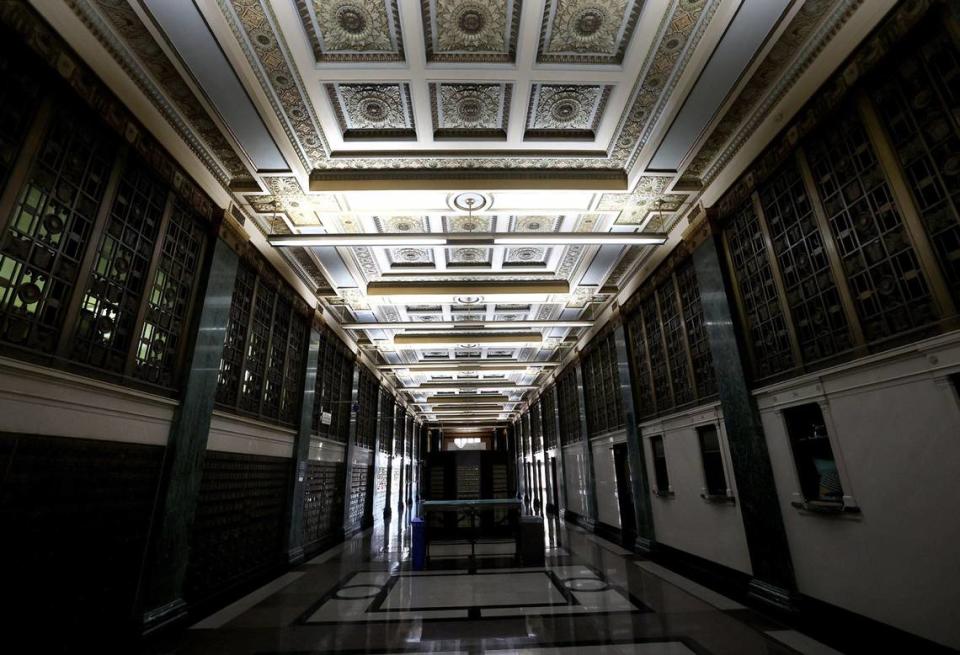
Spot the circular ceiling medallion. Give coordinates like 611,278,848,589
336,6,367,34
454,296,483,305
457,98,483,123
362,99,388,122
458,248,483,261
551,99,581,123
457,9,486,34
575,9,604,36
396,248,424,262
450,191,491,213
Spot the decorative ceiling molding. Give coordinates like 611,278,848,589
325,82,417,140
216,0,331,169
211,0,719,174
65,0,245,186
537,0,644,65
293,0,404,63
430,82,512,140
421,0,522,64
683,0,864,187
525,83,612,140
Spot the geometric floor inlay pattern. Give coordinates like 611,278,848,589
301,566,649,624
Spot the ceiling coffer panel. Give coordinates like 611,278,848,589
325,82,417,140
421,0,523,63
537,0,644,65
294,0,404,63
430,82,512,140
525,84,612,140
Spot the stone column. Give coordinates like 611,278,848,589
138,236,239,633
693,234,797,608
573,360,598,531
612,322,656,552
550,386,568,516
382,402,395,519
341,364,361,536
285,323,322,564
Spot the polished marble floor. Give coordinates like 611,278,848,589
152,509,843,655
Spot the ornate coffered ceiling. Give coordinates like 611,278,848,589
43,0,884,422
295,0,404,63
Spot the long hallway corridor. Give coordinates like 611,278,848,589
154,511,837,655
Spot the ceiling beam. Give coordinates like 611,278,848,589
268,233,667,248
393,333,542,346
378,362,557,370
309,168,628,191
341,320,592,330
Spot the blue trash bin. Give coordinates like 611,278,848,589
411,516,426,571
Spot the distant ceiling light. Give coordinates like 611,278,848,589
379,362,557,370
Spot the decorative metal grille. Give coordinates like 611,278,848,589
216,260,309,427
724,199,796,379
556,366,581,445
280,313,308,425
580,330,624,436
641,295,671,411
0,106,115,355
378,389,394,453
132,200,205,388
70,161,166,372
675,260,717,400
542,386,558,451
312,328,354,443
658,281,694,407
759,161,853,363
871,29,960,304
531,400,543,453
216,261,255,407
806,106,937,343
356,366,378,448
238,280,274,415
624,307,655,418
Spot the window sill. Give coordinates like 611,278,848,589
653,489,675,499
790,499,861,516
700,493,736,505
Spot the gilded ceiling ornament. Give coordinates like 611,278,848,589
446,215,494,232
316,1,392,51
295,0,403,61
449,247,490,264
435,83,506,130
506,247,547,263
525,84,611,137
422,0,519,63
539,0,641,64
514,216,559,232
383,216,429,233
391,247,433,264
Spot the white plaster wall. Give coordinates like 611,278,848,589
207,410,295,458
640,403,753,575
591,432,625,529
0,356,176,445
757,332,960,650
562,443,586,515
